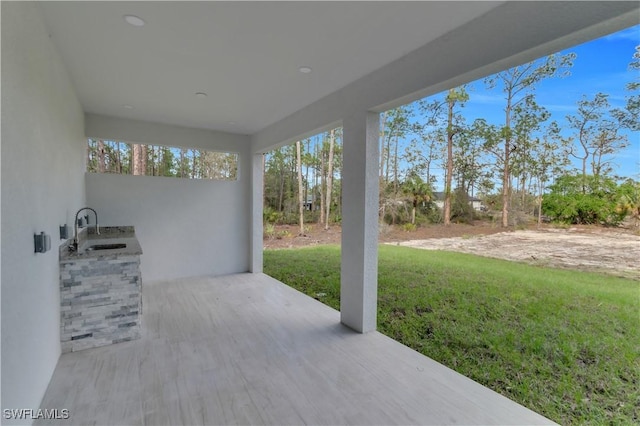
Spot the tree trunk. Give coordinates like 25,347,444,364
385,132,391,186
97,140,106,173
305,139,310,216
379,112,387,222
199,150,204,178
411,201,417,225
393,135,399,196
278,171,284,212
178,149,184,177
262,154,266,208
502,99,512,228
502,169,510,227
296,141,304,235
537,179,543,228
320,141,326,225
521,173,527,209
325,129,335,230
443,91,455,226
87,140,93,171
133,144,146,176
579,128,588,194
151,146,157,176
190,150,196,178
379,112,387,182
116,142,122,173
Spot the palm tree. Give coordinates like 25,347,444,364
616,180,640,227
402,172,433,225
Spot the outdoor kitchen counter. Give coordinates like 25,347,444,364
59,226,142,260
59,226,143,352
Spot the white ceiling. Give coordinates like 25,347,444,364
39,1,504,135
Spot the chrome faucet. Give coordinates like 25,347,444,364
73,207,99,250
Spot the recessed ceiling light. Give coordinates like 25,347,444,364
123,15,145,27
122,104,134,110
195,92,208,98
298,66,312,74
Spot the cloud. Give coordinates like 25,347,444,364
604,25,640,42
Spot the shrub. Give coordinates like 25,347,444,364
264,223,276,239
379,222,392,236
263,206,283,224
402,223,417,232
451,188,475,224
276,230,291,239
542,174,632,226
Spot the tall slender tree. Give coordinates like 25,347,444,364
443,87,469,226
510,97,551,209
97,140,106,173
484,53,575,227
417,86,468,225
325,129,335,230
613,45,639,132
296,140,304,235
132,144,146,176
379,106,413,222
529,122,571,226
567,93,628,191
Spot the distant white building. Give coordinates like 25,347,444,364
432,192,485,211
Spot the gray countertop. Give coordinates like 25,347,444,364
60,226,142,261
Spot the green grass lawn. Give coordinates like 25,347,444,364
264,245,640,425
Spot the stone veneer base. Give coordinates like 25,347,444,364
60,252,142,353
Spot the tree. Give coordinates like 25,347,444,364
87,139,131,174
510,96,551,210
97,140,106,173
402,172,433,224
442,87,469,226
325,129,335,230
616,179,640,227
567,93,629,189
542,174,628,226
379,106,413,222
415,87,468,225
133,144,146,176
452,124,490,201
296,140,304,235
451,187,474,224
319,135,326,225
528,122,571,226
485,53,575,227
264,145,298,218
612,45,640,132
403,133,442,187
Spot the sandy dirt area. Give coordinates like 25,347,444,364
265,223,639,279
395,227,640,279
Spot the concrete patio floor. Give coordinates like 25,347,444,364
38,273,555,425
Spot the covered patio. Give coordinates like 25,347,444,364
3,1,638,425
38,273,551,425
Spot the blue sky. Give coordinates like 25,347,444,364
402,24,640,191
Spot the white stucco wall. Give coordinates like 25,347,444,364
1,2,86,421
86,170,250,282
85,113,249,152
83,115,252,282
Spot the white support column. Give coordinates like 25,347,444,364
340,110,380,333
250,153,264,273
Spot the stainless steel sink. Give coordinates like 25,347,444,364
86,243,127,251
